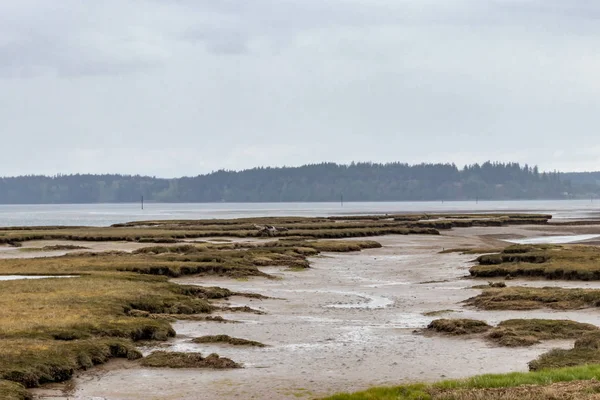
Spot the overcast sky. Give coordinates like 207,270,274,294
1,0,599,177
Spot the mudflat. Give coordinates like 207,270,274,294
31,224,600,400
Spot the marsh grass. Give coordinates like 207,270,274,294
470,244,600,280
18,245,90,253
529,332,600,371
0,339,141,388
427,319,491,335
0,223,435,245
0,213,550,246
192,335,266,347
427,318,598,347
0,274,208,341
439,247,505,255
140,351,240,369
422,310,455,317
465,286,600,310
0,379,31,400
0,274,225,388
0,239,383,279
488,319,598,347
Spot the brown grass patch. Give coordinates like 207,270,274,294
192,335,266,347
427,319,491,335
140,351,240,369
427,318,598,347
0,379,31,400
434,380,600,400
488,319,598,347
471,244,600,280
465,287,600,310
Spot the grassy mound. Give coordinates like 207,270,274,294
470,244,600,280
465,286,600,310
192,335,266,347
0,275,213,341
427,319,491,335
529,332,600,371
0,274,224,389
140,351,240,369
488,319,598,347
0,339,141,388
0,380,31,400
428,318,598,347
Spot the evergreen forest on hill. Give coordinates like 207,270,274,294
0,162,597,204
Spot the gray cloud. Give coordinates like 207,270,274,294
0,0,599,176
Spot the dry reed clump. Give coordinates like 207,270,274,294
140,351,240,369
470,244,600,280
464,286,600,310
192,335,266,347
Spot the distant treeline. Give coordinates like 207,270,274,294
0,162,596,204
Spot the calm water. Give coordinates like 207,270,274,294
0,200,599,227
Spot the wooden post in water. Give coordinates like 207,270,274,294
341,194,344,207
141,195,144,210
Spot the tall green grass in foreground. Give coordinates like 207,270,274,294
322,365,600,399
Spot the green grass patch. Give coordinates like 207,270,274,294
322,365,600,399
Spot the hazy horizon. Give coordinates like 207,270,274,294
2,1,600,176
